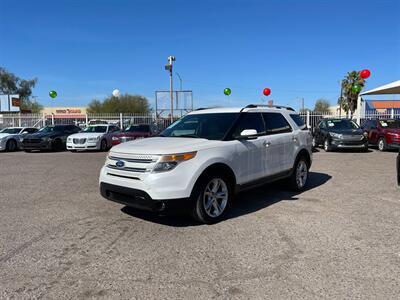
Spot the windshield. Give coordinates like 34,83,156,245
39,126,65,132
0,128,22,134
326,119,359,130
125,125,150,132
380,120,400,129
83,126,107,133
160,113,239,140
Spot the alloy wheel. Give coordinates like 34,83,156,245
202,178,228,218
296,160,308,189
378,139,384,151
324,140,329,151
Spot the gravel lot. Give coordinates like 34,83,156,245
0,149,399,299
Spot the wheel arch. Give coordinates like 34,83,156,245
295,148,311,169
191,162,237,197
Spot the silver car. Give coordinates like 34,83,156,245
0,127,39,151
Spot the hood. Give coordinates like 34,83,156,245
0,133,11,139
25,131,61,139
68,132,104,139
328,128,363,135
110,137,223,155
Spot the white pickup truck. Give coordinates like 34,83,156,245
99,104,313,223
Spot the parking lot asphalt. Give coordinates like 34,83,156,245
0,149,399,299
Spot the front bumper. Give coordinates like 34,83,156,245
21,141,52,150
67,141,99,151
387,142,400,149
100,182,193,213
330,138,368,149
0,139,6,150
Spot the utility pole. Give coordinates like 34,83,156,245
165,56,176,123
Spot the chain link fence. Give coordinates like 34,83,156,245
0,113,181,131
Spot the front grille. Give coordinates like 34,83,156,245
342,135,364,141
108,155,154,164
23,139,41,144
106,164,147,173
73,138,86,144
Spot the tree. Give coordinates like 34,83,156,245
338,71,366,115
0,67,42,112
87,94,151,114
314,98,330,112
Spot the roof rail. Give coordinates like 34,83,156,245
241,104,295,112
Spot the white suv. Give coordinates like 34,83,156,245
99,105,313,223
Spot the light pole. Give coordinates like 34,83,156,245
165,56,176,123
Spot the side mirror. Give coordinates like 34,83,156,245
238,129,258,140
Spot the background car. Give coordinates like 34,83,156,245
0,127,38,151
111,124,157,145
67,124,120,151
22,125,81,152
362,119,400,151
313,118,368,152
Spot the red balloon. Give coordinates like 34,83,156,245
263,88,271,96
360,69,371,79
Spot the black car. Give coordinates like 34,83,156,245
22,125,81,152
312,118,368,152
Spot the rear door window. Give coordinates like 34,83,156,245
263,113,292,135
231,112,265,138
289,114,306,130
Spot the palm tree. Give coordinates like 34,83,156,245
338,71,366,116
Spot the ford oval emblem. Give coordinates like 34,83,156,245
116,160,125,168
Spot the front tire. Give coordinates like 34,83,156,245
100,139,108,151
312,136,317,148
288,157,309,191
323,139,332,152
51,139,63,152
378,138,387,152
6,139,17,152
192,174,232,224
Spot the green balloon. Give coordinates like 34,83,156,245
352,85,361,93
49,90,57,98
224,88,231,96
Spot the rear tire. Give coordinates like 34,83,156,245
192,173,232,224
6,139,17,152
378,138,387,152
287,157,309,191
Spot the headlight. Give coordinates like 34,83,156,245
41,137,50,142
153,152,197,172
88,137,100,142
330,133,342,139
67,137,72,142
387,132,399,137
112,136,119,141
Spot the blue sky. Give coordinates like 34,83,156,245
1,0,399,110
